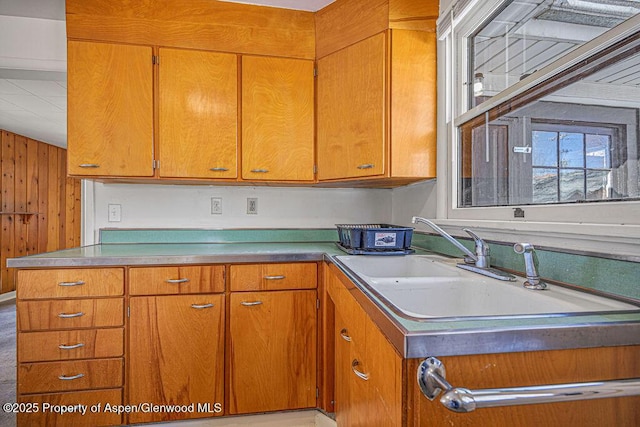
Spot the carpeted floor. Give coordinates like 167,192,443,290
0,301,16,427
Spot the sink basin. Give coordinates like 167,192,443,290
335,255,639,320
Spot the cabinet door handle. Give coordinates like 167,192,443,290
351,359,369,381
58,312,84,319
251,169,269,173
58,280,85,287
191,303,214,309
357,164,374,170
209,167,229,172
340,328,352,342
165,278,190,284
58,343,85,350
264,275,286,280
241,301,263,306
79,164,100,168
58,373,85,381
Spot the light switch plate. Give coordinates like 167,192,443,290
108,204,122,222
211,197,222,215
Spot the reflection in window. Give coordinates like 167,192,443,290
531,128,615,203
459,31,640,208
470,0,640,107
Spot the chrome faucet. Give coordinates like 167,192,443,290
513,243,548,290
411,217,515,281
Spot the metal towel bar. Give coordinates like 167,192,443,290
418,357,640,413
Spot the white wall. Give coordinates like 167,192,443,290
84,182,405,244
391,180,438,226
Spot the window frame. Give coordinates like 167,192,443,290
437,1,640,241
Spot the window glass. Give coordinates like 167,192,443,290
471,0,640,107
459,33,640,208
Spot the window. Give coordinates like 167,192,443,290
447,0,640,215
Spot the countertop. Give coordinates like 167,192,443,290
8,242,640,358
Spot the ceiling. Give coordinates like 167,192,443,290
0,0,335,148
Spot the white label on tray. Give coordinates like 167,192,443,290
374,232,397,247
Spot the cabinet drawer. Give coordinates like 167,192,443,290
19,358,123,394
129,265,225,295
230,263,317,291
19,328,124,362
18,388,123,427
17,299,124,331
17,268,124,299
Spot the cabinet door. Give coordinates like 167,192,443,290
67,41,153,177
334,306,369,427
229,290,317,414
242,56,314,181
158,48,238,179
390,30,437,178
129,294,225,423
365,315,403,426
317,33,386,180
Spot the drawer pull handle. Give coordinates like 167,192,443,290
58,280,85,287
59,373,85,381
165,278,190,284
209,167,229,172
351,359,369,381
58,312,84,319
357,163,374,170
191,303,214,309
340,328,352,342
241,301,263,307
251,168,269,173
264,275,286,280
79,164,100,168
59,343,85,350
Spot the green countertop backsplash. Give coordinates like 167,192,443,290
410,233,640,301
97,228,638,301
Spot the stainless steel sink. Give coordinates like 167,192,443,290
335,255,639,320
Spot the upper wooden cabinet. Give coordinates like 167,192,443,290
241,56,315,182
65,0,437,187
316,0,438,186
158,48,238,179
317,29,436,184
317,33,386,180
67,41,154,177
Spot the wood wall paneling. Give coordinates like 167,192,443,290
0,130,81,294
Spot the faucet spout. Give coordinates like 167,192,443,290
411,217,477,262
411,217,515,282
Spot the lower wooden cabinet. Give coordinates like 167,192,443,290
229,290,317,414
15,268,126,427
328,266,402,427
128,294,225,424
17,389,124,427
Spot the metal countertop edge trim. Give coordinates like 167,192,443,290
7,252,327,268
404,321,640,359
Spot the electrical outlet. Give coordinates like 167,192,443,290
211,197,222,215
108,204,122,222
247,197,258,215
